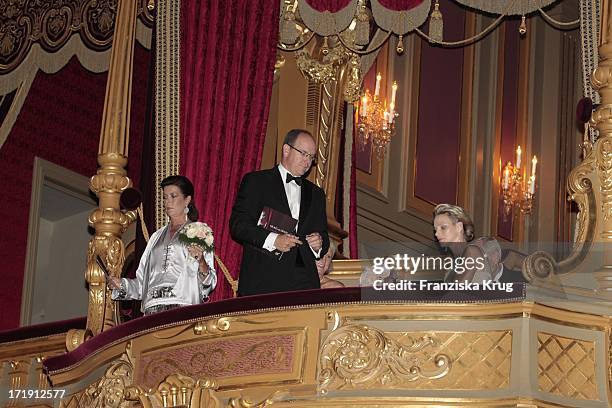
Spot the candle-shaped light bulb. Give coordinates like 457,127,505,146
361,95,367,117
531,156,537,177
391,81,398,107
375,72,381,97
503,165,510,189
516,146,522,168
529,175,535,194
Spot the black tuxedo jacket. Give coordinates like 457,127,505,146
229,166,330,295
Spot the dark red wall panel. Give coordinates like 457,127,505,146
0,44,149,329
414,2,466,205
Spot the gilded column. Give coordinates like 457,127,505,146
85,0,139,336
295,43,357,250
590,0,612,293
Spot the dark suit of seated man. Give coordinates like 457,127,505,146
229,129,330,296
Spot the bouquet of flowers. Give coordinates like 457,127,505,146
178,222,214,252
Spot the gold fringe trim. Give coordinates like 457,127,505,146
155,0,181,229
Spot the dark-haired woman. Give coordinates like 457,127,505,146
108,175,217,315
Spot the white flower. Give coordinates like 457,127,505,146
186,227,197,239
204,234,214,247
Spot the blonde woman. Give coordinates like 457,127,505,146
433,204,502,284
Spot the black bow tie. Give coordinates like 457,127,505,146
286,173,302,186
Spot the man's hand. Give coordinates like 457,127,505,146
274,234,303,252
306,233,322,252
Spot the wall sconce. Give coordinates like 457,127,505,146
501,145,537,218
357,73,398,159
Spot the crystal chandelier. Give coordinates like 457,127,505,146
357,73,398,159
501,145,538,218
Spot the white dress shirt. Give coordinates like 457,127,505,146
263,164,321,257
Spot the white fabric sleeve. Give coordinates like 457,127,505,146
263,232,279,251
111,228,159,300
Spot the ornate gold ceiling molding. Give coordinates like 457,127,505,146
0,0,153,154
0,0,153,94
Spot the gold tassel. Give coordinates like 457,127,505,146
428,0,443,43
519,15,527,35
396,35,404,54
281,10,299,45
354,6,370,46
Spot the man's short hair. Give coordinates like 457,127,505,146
283,129,313,146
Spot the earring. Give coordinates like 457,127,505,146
183,206,189,215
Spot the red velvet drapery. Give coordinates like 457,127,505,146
180,1,280,301
304,0,353,12
378,0,425,10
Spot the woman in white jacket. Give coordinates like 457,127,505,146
108,175,217,315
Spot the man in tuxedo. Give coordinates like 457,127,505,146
230,129,330,295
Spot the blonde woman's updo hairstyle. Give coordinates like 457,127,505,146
433,204,475,242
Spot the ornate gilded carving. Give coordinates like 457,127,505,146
86,233,131,333
296,49,338,83
523,159,597,283
315,79,333,188
537,332,598,400
343,53,362,103
608,329,611,391
85,0,140,335
296,44,361,102
0,0,153,74
228,390,284,407
319,325,451,392
65,328,92,352
65,341,137,408
139,374,220,408
319,326,514,392
193,317,232,335
7,359,31,391
568,159,596,245
597,138,612,222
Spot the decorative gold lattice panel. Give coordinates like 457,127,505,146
537,332,598,400
319,325,512,391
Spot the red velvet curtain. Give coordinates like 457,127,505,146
180,1,280,302
304,0,353,12
378,0,425,10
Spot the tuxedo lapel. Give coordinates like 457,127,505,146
272,167,292,216
298,181,312,233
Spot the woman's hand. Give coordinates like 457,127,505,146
107,276,122,289
187,245,204,262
